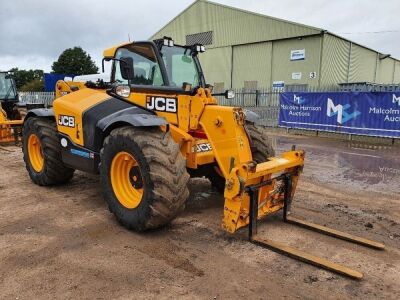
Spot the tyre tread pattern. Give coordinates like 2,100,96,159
246,124,276,161
101,126,189,231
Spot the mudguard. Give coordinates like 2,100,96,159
244,109,260,123
85,106,167,152
97,107,167,132
24,108,55,122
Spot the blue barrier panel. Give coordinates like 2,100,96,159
279,92,400,138
44,73,74,92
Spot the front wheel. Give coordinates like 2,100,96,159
100,126,190,231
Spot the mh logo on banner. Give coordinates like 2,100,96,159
293,94,306,104
393,94,400,106
327,98,361,124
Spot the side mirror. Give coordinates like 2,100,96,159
120,57,134,81
225,90,235,99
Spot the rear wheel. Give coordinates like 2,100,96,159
207,124,275,193
22,117,75,186
100,126,190,231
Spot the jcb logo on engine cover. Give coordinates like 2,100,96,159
58,115,75,128
146,96,177,113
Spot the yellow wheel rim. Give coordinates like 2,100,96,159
111,151,144,209
28,134,44,173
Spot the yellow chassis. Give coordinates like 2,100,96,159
0,107,23,144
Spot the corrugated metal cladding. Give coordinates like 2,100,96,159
151,0,400,89
152,0,320,48
232,42,272,88
376,58,395,84
322,34,398,85
199,47,232,88
395,62,400,82
321,34,350,87
349,44,376,83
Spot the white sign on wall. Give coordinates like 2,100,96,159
290,49,305,61
292,72,302,80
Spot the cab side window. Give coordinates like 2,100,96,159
114,44,165,86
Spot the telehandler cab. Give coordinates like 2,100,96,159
22,38,384,279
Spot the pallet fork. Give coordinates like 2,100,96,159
247,173,385,280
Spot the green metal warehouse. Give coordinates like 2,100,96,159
151,0,400,91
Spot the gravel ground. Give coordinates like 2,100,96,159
0,134,399,299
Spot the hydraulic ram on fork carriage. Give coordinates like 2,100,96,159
246,173,385,280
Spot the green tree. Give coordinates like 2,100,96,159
52,47,98,75
9,68,44,89
20,79,45,92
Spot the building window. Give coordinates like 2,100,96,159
186,31,213,46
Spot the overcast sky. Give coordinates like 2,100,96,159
1,0,399,72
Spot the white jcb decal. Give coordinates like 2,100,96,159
193,143,212,153
146,96,177,113
58,115,75,128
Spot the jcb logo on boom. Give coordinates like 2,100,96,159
58,115,75,128
192,143,212,153
146,96,177,113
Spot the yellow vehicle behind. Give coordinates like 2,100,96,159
0,71,23,144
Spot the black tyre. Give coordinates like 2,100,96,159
246,123,276,161
100,126,190,231
207,124,275,193
22,117,75,186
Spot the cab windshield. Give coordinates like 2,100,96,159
0,73,17,100
160,46,200,88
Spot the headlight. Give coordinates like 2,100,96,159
115,85,131,98
225,90,235,99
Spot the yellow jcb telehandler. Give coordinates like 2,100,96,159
0,71,23,144
21,37,384,279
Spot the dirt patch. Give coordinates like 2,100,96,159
0,139,399,299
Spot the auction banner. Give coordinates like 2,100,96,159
279,92,400,138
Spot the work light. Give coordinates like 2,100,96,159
195,44,206,53
115,85,131,98
163,37,174,47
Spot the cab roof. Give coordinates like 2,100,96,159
103,42,132,58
